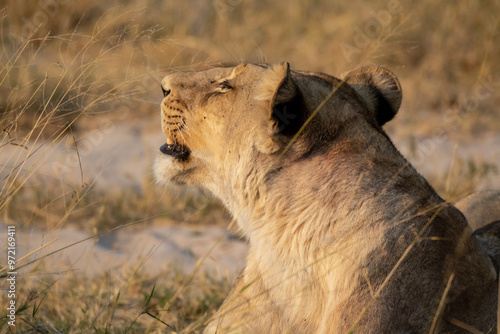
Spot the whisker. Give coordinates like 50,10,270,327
183,130,204,149
178,131,193,151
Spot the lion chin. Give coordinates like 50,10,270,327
154,62,500,333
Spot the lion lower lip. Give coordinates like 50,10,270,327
159,143,190,159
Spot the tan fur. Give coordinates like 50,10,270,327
154,63,499,333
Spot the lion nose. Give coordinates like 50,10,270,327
161,86,171,97
162,73,198,92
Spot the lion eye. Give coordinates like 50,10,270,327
207,80,233,99
218,80,232,92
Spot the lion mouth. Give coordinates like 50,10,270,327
159,142,190,160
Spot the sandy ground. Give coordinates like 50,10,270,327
1,116,499,279
0,221,247,279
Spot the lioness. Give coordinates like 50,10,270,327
154,63,498,333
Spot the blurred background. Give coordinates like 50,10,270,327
0,0,499,332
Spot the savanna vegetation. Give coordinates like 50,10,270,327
1,0,499,332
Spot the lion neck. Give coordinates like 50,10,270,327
213,126,434,262
216,134,391,257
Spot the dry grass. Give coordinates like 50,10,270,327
6,177,229,232
1,0,499,332
0,263,230,333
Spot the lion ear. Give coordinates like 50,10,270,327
256,62,304,137
341,65,402,126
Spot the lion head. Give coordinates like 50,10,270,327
154,63,402,211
